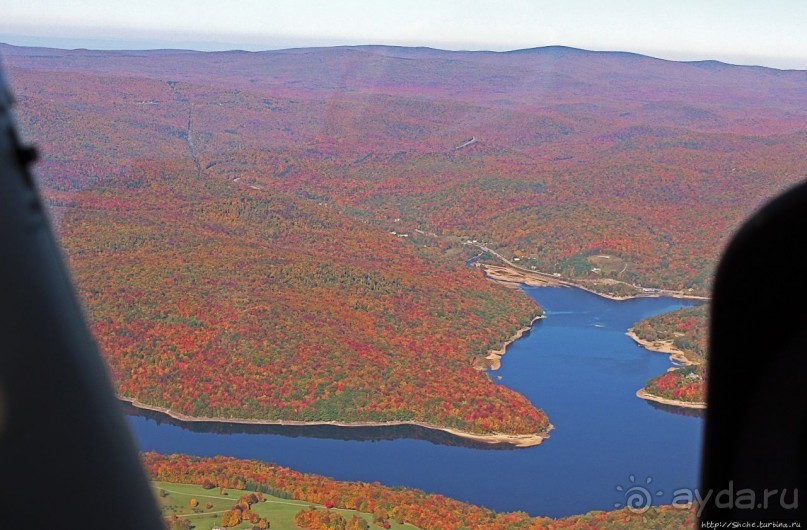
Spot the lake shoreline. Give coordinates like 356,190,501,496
482,263,710,302
626,330,706,411
119,396,552,448
482,264,708,420
479,314,545,371
625,329,698,366
636,388,706,410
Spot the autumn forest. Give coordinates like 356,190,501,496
2,41,806,527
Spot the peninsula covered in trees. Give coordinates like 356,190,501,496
631,306,709,407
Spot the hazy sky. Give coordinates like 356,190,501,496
2,0,805,69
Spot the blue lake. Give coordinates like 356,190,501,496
127,285,704,518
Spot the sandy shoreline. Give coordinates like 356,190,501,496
120,396,551,448
636,389,706,410
575,286,709,302
482,263,709,302
625,329,698,366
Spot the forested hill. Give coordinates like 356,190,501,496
1,43,804,434
2,43,554,437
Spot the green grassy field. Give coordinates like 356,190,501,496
153,481,415,530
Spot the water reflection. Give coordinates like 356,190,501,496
122,402,519,450
642,399,706,419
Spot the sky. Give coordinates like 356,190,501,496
1,0,806,69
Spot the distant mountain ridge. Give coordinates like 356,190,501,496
3,41,802,71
